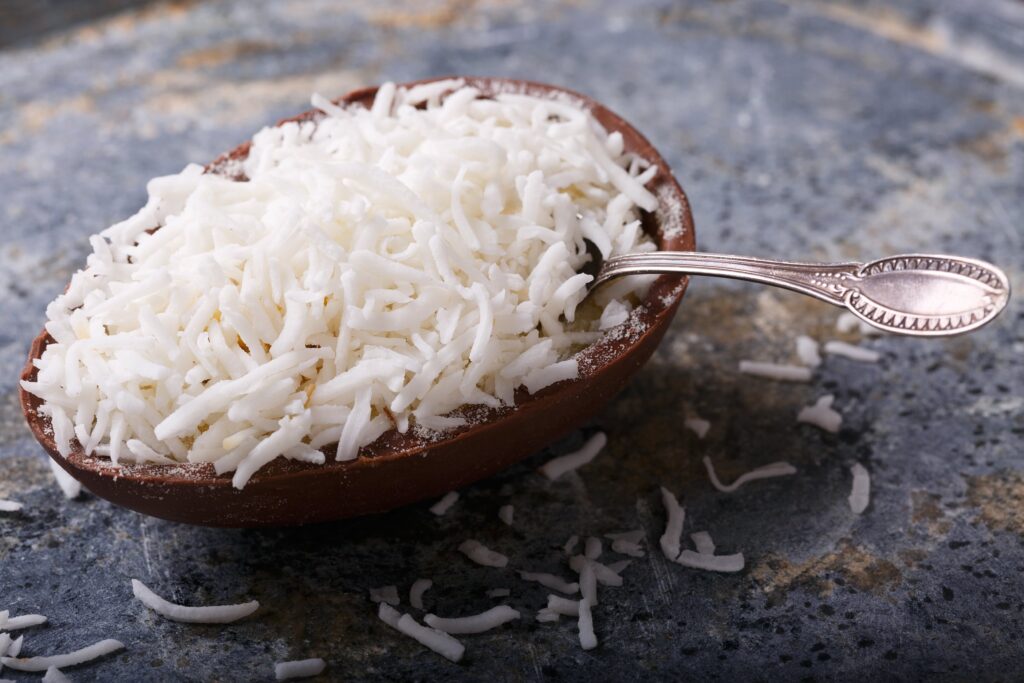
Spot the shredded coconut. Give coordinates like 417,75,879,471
131,579,259,623
498,504,514,526
23,82,659,485
42,668,71,683
797,394,842,433
396,614,465,663
378,603,464,662
545,595,580,617
369,585,400,606
702,456,796,493
577,599,598,650
424,606,520,634
569,556,623,587
849,463,870,514
613,538,644,557
738,361,812,382
563,535,579,555
377,602,401,629
684,416,710,439
0,612,46,631
48,460,82,500
691,531,715,555
824,340,881,363
409,580,432,609
659,487,685,560
584,537,602,560
0,501,23,513
429,491,459,516
1,640,124,672
275,658,326,680
517,572,579,595
578,561,598,607
674,550,745,573
605,530,644,543
458,540,508,568
795,335,821,367
539,432,607,481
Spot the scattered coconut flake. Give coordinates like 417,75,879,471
458,540,508,568
42,668,71,683
605,530,644,543
377,602,402,629
837,312,883,336
486,588,511,598
539,432,607,481
738,361,812,382
395,614,465,663
0,501,23,513
610,539,645,557
275,658,326,680
498,505,514,526
691,531,715,555
584,537,602,560
606,559,632,574
849,463,870,514
517,572,579,595
369,585,400,606
563,535,579,555
702,456,796,493
131,579,259,623
795,335,821,367
684,416,710,439
675,550,745,573
0,633,9,670
797,394,842,433
409,580,432,610
545,595,581,617
424,606,520,634
569,557,623,587
824,340,881,363
535,609,560,623
607,530,645,557
429,491,460,517
1,639,124,672
42,668,70,683
578,561,598,607
48,460,81,500
0,612,46,630
659,487,685,560
8,635,23,658
577,599,598,650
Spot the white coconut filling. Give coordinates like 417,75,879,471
22,82,660,487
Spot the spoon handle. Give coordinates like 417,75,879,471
597,252,1010,336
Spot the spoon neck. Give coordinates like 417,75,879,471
600,252,860,304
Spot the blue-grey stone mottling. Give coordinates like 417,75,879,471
1,0,1022,680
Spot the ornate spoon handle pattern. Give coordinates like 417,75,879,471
594,251,1010,336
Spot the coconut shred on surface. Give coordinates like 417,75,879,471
22,81,661,487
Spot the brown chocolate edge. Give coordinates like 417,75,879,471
19,76,696,525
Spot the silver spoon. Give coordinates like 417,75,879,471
586,248,1010,336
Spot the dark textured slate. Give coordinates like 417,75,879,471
1,1,1022,680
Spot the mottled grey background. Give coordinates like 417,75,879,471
1,0,1023,681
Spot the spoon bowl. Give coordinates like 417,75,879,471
20,77,695,527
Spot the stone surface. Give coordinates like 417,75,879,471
1,0,1023,680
